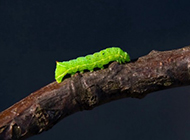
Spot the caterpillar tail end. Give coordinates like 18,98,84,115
55,61,66,83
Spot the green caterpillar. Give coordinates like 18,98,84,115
55,47,130,83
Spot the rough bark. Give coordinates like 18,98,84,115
0,46,190,140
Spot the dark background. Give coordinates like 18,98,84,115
1,0,190,140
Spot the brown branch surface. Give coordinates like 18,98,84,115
0,46,190,140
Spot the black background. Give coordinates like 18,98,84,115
1,1,190,140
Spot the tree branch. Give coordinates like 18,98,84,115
0,46,190,140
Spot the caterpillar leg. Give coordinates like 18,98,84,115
71,73,79,77
100,66,104,70
80,71,84,74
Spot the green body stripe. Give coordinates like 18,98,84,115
55,47,130,83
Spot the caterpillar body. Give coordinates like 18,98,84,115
55,47,130,83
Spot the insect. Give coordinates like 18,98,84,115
55,47,130,83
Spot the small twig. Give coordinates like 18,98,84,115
0,46,190,140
